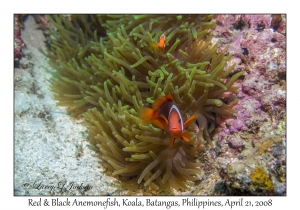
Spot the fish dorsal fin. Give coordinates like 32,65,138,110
165,93,174,101
152,94,174,111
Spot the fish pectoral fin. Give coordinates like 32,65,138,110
184,114,197,128
159,114,169,124
181,130,191,142
153,118,168,130
169,136,176,147
138,107,154,125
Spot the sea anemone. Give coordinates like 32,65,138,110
47,14,243,190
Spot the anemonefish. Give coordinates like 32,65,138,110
150,34,166,52
138,94,197,147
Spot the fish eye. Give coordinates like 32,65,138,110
178,119,181,123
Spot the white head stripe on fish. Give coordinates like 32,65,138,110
168,104,184,132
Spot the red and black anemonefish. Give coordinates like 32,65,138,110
138,94,197,147
150,34,166,52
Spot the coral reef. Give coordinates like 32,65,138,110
14,14,26,66
221,135,285,195
212,15,286,195
47,14,243,191
214,15,286,129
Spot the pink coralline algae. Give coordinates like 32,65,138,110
211,15,285,195
226,94,265,134
217,84,269,137
213,14,286,134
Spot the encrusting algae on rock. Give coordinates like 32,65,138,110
250,167,274,193
47,14,243,190
256,135,281,155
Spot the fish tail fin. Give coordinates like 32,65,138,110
181,130,191,143
150,42,158,49
138,107,155,125
169,136,176,147
184,114,197,128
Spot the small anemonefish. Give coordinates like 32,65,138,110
150,34,166,52
138,94,197,147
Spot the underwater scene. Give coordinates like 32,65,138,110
14,14,286,196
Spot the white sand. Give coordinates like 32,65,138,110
14,15,121,196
